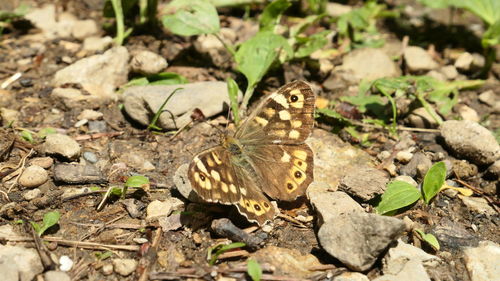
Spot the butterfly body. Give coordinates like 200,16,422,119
188,81,316,225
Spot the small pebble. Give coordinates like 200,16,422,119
112,259,137,276
396,150,413,163
83,151,98,163
23,188,41,200
133,238,149,244
102,263,113,275
88,120,107,132
74,119,88,127
59,255,74,271
18,165,49,188
377,150,391,161
19,78,33,87
261,224,273,233
30,157,53,169
77,109,103,121
43,133,81,160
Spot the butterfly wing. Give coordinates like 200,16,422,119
235,80,315,145
188,146,275,225
248,143,314,201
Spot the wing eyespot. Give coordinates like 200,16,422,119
290,95,298,102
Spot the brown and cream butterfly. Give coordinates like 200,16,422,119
188,81,315,225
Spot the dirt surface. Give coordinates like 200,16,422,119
0,1,499,281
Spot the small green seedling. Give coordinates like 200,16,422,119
376,161,470,215
207,242,246,265
415,229,440,251
162,0,220,36
123,175,150,196
37,127,57,138
20,130,34,143
123,72,188,88
94,251,113,260
247,258,262,281
147,87,183,131
30,211,61,236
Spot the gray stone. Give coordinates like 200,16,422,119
77,109,103,120
112,259,137,276
102,263,113,275
53,164,105,184
307,185,364,226
383,239,441,274
338,166,388,201
333,272,369,281
340,48,401,81
478,90,497,107
487,160,500,178
53,46,129,103
18,165,48,188
407,107,439,128
22,188,41,200
71,19,98,40
373,259,430,281
146,199,175,222
0,245,44,281
404,46,438,72
463,241,500,281
455,52,474,71
25,5,77,39
123,81,241,129
0,224,17,239
441,120,500,165
306,129,373,190
29,157,53,169
440,65,458,80
50,88,86,108
83,151,98,163
82,36,113,52
43,133,81,160
400,152,432,179
318,212,405,271
456,104,479,122
0,261,18,281
395,150,413,163
130,50,168,75
44,271,71,281
459,196,496,216
173,163,204,203
0,108,19,124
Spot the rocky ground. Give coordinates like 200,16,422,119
0,1,499,281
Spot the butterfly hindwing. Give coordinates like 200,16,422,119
249,143,314,201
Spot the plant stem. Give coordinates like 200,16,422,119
240,84,255,115
111,0,125,45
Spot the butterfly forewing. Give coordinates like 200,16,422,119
236,81,315,145
188,146,274,225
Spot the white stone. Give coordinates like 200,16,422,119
18,166,48,188
463,241,500,281
112,259,137,276
404,46,439,72
455,52,474,71
130,50,167,75
43,133,81,160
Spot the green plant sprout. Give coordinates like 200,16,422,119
247,258,263,281
147,88,183,131
415,229,440,251
207,242,246,265
30,211,61,236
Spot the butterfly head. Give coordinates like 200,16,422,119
221,135,243,156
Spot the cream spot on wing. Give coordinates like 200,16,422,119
229,184,237,194
272,130,286,137
211,152,222,165
226,171,233,182
290,89,301,96
254,116,269,127
264,107,276,117
210,170,221,181
194,156,208,174
291,120,302,128
278,110,291,120
206,158,215,167
221,182,229,193
281,151,291,163
213,192,221,200
271,93,289,108
293,150,308,161
240,187,247,196
289,129,300,139
205,179,212,190
194,172,200,182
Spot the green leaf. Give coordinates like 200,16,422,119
227,77,240,125
294,30,330,58
247,259,262,281
453,0,500,26
20,130,34,143
162,0,220,36
148,72,188,85
259,0,291,32
376,181,421,215
415,229,440,251
422,162,446,204
148,87,183,130
208,242,245,265
482,19,500,48
95,251,113,260
125,175,150,188
32,211,61,236
235,31,292,89
37,127,57,138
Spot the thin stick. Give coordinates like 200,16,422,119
3,236,140,251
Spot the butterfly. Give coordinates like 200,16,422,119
188,81,315,225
